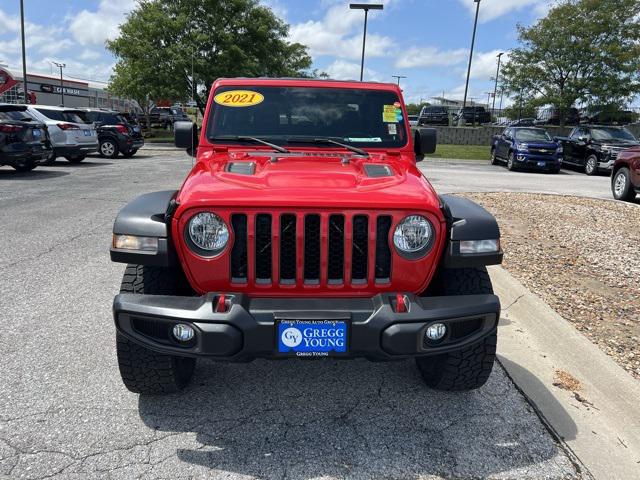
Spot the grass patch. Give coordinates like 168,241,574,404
425,144,490,160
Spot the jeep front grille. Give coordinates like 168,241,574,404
229,212,394,287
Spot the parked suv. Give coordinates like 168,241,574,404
24,106,98,163
83,109,144,158
612,147,640,202
535,106,580,126
418,106,449,126
558,125,639,175
0,104,52,172
109,78,503,395
453,106,491,125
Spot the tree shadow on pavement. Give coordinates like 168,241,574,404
138,358,579,479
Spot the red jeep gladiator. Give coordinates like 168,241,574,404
110,78,503,394
612,146,640,202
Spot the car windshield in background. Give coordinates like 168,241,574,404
208,86,407,148
35,108,90,124
591,128,637,142
0,110,31,121
515,129,552,142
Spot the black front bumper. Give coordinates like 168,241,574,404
114,293,500,361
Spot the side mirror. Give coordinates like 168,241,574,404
174,121,198,156
414,127,437,160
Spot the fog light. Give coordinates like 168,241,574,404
172,324,194,342
425,323,447,342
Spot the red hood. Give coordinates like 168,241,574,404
175,148,442,215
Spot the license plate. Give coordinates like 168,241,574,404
538,161,545,167
277,320,348,357
32,128,41,138
83,130,92,136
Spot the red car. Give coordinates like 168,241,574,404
109,78,503,394
612,147,640,202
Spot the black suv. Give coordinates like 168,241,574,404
454,106,491,125
83,109,144,158
418,106,449,126
0,104,52,172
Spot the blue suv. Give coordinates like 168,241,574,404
491,127,563,173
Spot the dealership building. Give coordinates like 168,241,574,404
0,66,138,111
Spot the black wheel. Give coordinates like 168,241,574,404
507,151,517,171
65,154,86,164
116,265,196,394
121,148,138,158
99,139,119,158
490,147,499,165
612,167,636,202
416,267,497,391
585,155,598,175
12,160,37,172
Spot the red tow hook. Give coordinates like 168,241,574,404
395,293,407,313
215,294,227,313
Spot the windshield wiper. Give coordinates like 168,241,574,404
211,135,290,154
286,137,369,157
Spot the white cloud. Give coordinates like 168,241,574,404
69,0,135,46
457,0,554,23
323,59,382,82
289,4,394,59
468,50,510,80
395,47,468,69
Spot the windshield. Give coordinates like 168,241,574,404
515,129,552,142
207,86,408,148
35,108,89,124
0,109,31,121
591,128,636,142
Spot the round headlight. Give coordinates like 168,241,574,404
393,215,433,254
187,212,229,253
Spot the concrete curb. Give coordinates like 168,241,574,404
489,265,640,480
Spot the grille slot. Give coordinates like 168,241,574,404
255,214,272,283
280,214,297,283
328,215,345,283
304,214,321,283
230,214,248,282
375,216,392,282
351,215,369,283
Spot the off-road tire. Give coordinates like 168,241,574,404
585,155,598,176
116,264,196,394
416,267,497,391
611,167,636,202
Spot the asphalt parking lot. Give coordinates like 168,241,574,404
0,150,586,479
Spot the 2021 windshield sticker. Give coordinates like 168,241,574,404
383,104,403,123
213,90,264,107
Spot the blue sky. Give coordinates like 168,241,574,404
0,0,555,105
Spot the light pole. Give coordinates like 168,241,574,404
492,52,504,118
462,0,481,111
20,0,29,103
52,62,66,106
350,3,384,82
392,75,407,87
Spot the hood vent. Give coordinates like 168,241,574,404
364,164,393,178
226,162,256,175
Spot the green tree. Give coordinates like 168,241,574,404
107,0,312,115
501,0,640,126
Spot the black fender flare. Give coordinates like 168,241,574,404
439,195,503,268
110,190,179,267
